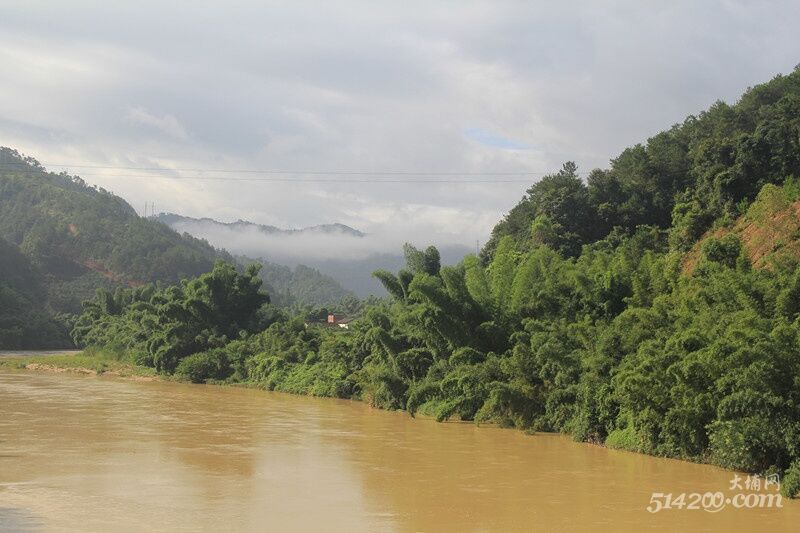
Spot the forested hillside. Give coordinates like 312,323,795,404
240,257,354,307
484,68,800,258
0,148,228,315
0,237,68,348
61,67,800,497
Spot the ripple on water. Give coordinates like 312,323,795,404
0,507,42,532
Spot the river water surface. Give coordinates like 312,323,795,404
1,370,798,532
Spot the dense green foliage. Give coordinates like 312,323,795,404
72,233,800,490
0,237,69,347
72,262,270,372
240,257,354,307
64,67,800,494
783,461,800,499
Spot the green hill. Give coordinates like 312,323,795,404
0,237,68,348
0,148,228,316
485,67,800,258
238,256,354,307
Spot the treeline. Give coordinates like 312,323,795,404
71,68,800,496
485,67,800,257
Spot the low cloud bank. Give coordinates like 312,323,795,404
169,218,472,264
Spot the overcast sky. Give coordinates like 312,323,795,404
2,1,799,250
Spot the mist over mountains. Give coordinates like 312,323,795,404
155,213,471,296
157,213,365,239
156,213,367,261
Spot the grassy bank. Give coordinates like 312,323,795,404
0,348,158,380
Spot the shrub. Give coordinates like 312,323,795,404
701,234,743,268
708,418,783,472
450,347,485,366
782,460,800,498
175,349,230,383
605,426,641,452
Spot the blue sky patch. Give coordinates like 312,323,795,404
463,127,532,150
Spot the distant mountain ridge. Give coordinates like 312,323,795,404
156,213,365,238
155,212,472,297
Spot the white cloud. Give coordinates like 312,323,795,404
1,1,799,250
126,107,188,140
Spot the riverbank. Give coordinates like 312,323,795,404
0,349,81,357
0,351,159,381
5,350,799,500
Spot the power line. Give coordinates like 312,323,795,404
0,174,539,183
0,166,558,183
31,162,565,176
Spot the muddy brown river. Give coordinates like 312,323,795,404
1,370,798,532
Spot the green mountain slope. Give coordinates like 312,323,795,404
485,67,800,258
683,178,800,274
0,148,230,315
238,257,354,307
0,237,69,348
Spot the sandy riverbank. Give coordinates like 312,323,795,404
0,352,159,381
